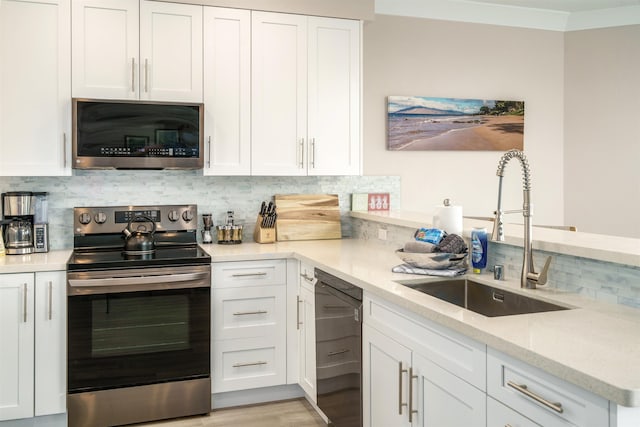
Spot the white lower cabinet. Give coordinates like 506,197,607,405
211,260,288,393
487,348,609,427
298,262,317,402
363,293,486,427
0,271,66,421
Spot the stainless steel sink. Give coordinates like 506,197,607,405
396,278,570,317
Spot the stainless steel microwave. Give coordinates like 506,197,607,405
72,98,204,170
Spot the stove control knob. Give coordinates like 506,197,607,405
182,210,194,222
79,212,91,225
168,210,180,222
94,212,107,224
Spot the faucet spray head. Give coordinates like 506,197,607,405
496,149,532,191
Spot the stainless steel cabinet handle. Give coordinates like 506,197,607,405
310,138,316,168
232,310,267,316
63,133,67,167
131,58,135,92
408,367,418,422
296,295,302,330
327,349,350,357
230,272,267,278
507,381,564,413
144,58,149,92
48,281,53,320
298,138,305,168
398,362,407,415
300,272,313,282
233,361,267,368
23,283,28,323
207,136,212,167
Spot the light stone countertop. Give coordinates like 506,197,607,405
2,240,639,408
0,250,71,273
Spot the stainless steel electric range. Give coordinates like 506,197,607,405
66,204,211,427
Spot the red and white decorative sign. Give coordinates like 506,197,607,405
368,193,390,211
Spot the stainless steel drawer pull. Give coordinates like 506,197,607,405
507,381,564,413
144,58,149,92
233,310,267,316
48,281,53,320
327,349,350,357
131,57,135,92
296,295,302,330
408,367,418,422
63,133,67,167
23,283,28,323
232,361,267,368
300,272,314,282
398,362,407,415
230,272,268,278
310,138,316,168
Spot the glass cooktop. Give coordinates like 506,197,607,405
67,245,211,271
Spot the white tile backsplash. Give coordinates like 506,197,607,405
0,172,401,250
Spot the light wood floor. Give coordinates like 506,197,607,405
137,399,327,427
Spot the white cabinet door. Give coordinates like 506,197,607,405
71,0,139,99
251,11,307,176
34,271,66,416
307,17,361,176
0,0,70,176
0,273,35,421
298,263,316,401
488,396,542,427
363,324,412,427
140,1,203,102
414,352,486,427
72,0,202,102
203,7,250,175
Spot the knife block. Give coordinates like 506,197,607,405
253,215,276,244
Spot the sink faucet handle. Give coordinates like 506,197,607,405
538,256,552,285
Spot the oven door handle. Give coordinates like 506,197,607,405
68,272,210,294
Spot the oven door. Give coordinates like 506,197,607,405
67,264,210,393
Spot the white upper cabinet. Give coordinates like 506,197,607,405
0,0,71,176
307,17,361,176
203,7,251,175
251,12,361,176
72,0,202,102
251,12,307,176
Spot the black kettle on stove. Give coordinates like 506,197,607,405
122,215,156,255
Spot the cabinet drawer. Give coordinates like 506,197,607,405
488,396,541,427
212,285,286,340
212,337,286,393
364,294,486,390
487,348,609,427
212,260,286,288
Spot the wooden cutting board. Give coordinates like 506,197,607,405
275,194,341,241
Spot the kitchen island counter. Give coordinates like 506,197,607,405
203,239,640,409
1,240,639,409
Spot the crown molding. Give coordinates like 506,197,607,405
374,0,640,31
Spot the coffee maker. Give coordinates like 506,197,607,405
1,192,49,254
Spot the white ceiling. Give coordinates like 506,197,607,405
469,0,640,13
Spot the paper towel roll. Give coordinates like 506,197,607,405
433,202,463,236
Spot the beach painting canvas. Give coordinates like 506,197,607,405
387,96,525,151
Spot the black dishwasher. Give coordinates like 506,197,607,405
314,268,362,427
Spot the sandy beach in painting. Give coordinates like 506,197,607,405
389,115,524,151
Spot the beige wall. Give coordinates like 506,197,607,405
363,15,565,225
564,25,640,238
